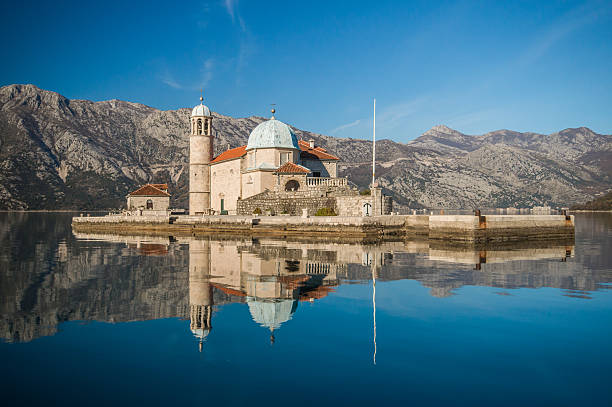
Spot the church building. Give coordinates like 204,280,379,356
189,96,391,216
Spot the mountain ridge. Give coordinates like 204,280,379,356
0,84,610,210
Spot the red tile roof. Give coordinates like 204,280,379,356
211,145,247,163
210,140,339,165
298,140,339,160
275,162,310,174
211,283,247,297
128,184,170,197
149,183,168,191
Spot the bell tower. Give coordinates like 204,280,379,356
189,95,213,214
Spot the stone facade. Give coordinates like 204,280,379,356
210,158,242,214
237,191,337,216
236,187,393,217
126,195,169,212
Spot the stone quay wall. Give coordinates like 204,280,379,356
429,214,575,243
72,213,574,243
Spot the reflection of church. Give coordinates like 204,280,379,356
188,238,345,347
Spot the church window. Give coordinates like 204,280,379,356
204,119,209,134
197,119,202,135
280,152,290,165
146,199,153,210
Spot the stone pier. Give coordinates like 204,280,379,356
72,213,574,243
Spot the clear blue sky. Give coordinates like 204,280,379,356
1,0,611,141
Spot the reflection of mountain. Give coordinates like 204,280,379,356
2,213,611,343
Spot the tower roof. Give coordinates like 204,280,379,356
246,119,300,151
192,96,211,117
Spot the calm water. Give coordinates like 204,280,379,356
1,213,611,406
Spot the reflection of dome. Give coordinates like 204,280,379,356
246,119,299,151
247,298,298,331
192,103,211,117
191,327,211,340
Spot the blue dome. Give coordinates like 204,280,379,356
246,119,299,151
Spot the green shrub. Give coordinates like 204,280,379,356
253,208,262,215
360,189,371,195
315,207,337,216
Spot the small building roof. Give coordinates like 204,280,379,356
298,140,339,161
128,184,170,197
275,162,310,174
211,145,247,164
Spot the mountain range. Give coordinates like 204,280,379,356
0,84,610,211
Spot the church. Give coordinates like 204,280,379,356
189,96,391,216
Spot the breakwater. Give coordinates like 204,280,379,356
72,213,574,243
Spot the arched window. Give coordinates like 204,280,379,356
146,199,153,210
285,180,300,192
204,119,209,135
197,119,202,135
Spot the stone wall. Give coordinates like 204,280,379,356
237,191,337,216
237,189,393,217
336,195,373,216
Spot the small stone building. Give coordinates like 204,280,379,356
126,184,170,214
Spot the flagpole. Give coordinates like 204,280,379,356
372,99,376,188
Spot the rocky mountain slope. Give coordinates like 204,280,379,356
0,84,610,210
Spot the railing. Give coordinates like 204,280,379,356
306,177,348,187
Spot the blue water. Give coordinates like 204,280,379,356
1,212,611,406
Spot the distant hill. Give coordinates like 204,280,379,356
571,191,612,210
0,84,610,211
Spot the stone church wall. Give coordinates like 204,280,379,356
211,159,242,214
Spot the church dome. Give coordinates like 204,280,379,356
246,119,299,151
192,103,211,117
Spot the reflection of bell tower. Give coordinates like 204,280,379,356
189,239,213,351
189,94,214,215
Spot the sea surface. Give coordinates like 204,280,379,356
1,212,611,406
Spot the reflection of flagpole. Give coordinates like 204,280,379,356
372,256,377,365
